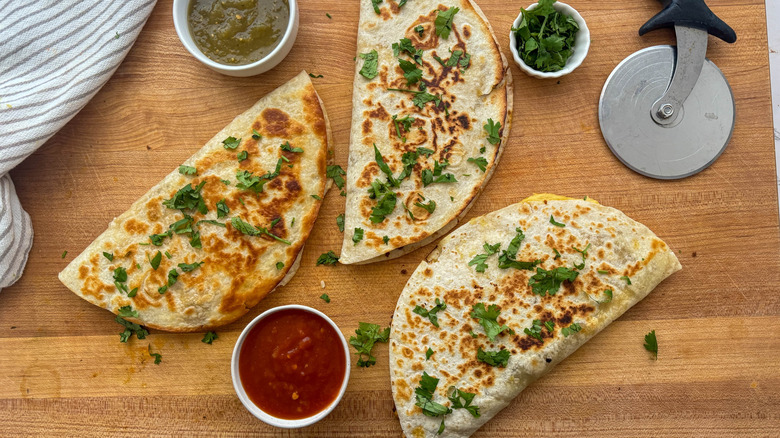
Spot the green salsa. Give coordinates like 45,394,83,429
188,0,290,65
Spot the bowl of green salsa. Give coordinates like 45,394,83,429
173,0,299,77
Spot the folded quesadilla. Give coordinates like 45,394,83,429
389,194,681,437
340,0,512,264
59,71,332,332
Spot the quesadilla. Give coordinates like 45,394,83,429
339,0,512,264
59,71,332,332
389,194,681,437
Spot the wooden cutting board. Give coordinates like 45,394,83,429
2,0,778,436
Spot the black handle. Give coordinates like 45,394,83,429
639,0,737,43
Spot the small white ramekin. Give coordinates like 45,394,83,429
231,304,350,428
509,2,590,79
172,0,299,77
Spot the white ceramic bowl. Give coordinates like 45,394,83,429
509,2,590,79
172,0,299,77
231,304,350,428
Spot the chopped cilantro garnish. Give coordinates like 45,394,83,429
349,322,390,367
415,25,424,36
598,269,609,274
280,141,303,153
230,217,291,245
398,59,423,85
334,214,345,233
477,348,510,367
311,194,322,200
222,136,241,150
549,215,566,227
413,298,447,328
116,315,148,343
352,228,364,244
415,372,452,420
252,129,262,140
561,322,582,337
316,251,339,265
417,147,434,157
392,115,415,142
216,199,229,218
529,266,579,296
498,228,540,270
148,345,162,364
370,0,382,14
178,261,203,272
320,293,331,303
644,330,658,359
470,303,514,341
276,261,284,270
621,275,632,285
447,387,480,418
434,7,459,39
163,181,207,214
202,331,218,344
149,251,162,270
524,319,544,341
544,320,555,332
327,165,346,189
103,252,114,261
484,119,501,145
415,199,436,214
383,235,389,244
308,73,324,78
468,242,500,273
178,165,197,175
118,305,138,318
467,157,488,172
237,150,248,162
359,50,379,79
392,38,423,64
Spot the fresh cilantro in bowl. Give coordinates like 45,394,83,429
511,0,579,72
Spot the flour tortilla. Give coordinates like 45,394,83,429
390,195,681,437
59,71,332,332
340,0,512,264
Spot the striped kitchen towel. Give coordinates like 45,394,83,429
0,0,157,290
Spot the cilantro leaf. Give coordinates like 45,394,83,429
349,322,390,367
417,147,434,157
383,235,389,244
352,228,364,245
149,251,162,270
561,322,582,337
371,0,382,14
116,315,149,343
414,372,452,417
468,242,500,273
468,157,488,172
497,228,540,270
550,215,565,227
216,199,229,218
621,275,632,285
359,50,379,80
336,213,345,232
447,386,480,418
524,319,544,341
280,141,303,153
414,199,436,214
483,119,502,145
202,331,218,344
148,345,162,364
374,144,399,187
644,330,658,359
368,179,397,223
163,181,207,214
230,217,291,245
178,165,197,175
392,38,423,64
426,347,434,360
317,251,339,265
392,115,416,143
529,266,579,296
118,305,138,318
275,261,284,270
398,59,423,85
470,303,514,341
252,129,262,140
413,298,447,328
320,293,331,303
178,261,203,272
434,7,460,39
237,150,248,162
222,137,241,150
326,165,346,189
103,252,114,261
477,348,510,367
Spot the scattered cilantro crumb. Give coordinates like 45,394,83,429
61,251,67,259
148,345,162,364
644,330,658,359
202,331,218,344
320,293,331,303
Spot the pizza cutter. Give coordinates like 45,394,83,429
598,0,737,179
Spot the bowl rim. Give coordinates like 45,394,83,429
230,304,351,428
508,1,590,79
172,0,298,72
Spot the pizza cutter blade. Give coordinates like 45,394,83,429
598,0,737,180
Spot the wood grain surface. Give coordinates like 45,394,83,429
2,0,779,436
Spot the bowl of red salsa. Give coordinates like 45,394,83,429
231,305,350,428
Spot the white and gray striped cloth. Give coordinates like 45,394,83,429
0,0,157,290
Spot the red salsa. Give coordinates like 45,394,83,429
238,308,346,419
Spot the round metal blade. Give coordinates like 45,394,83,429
598,46,735,180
